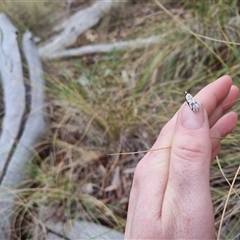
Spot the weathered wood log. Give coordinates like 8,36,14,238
46,220,124,239
2,31,47,188
0,27,47,240
0,13,25,240
38,0,119,58
0,14,25,180
42,35,162,59
33,212,124,240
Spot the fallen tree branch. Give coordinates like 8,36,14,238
47,221,124,239
41,35,162,59
39,0,119,58
0,13,25,240
2,31,47,188
0,14,25,181
36,216,124,240
0,29,47,240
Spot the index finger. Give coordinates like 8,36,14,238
196,75,238,127
195,75,232,113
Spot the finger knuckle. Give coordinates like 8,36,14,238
173,139,208,162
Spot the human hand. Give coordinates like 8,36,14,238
125,75,239,239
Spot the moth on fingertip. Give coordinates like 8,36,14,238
184,91,200,112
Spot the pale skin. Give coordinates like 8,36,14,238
125,75,239,239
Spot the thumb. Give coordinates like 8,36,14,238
162,103,215,239
168,102,212,196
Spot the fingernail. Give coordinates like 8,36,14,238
180,103,205,129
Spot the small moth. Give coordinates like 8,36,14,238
184,91,200,112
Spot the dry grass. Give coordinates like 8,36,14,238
1,0,240,238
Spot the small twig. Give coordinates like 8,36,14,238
108,146,171,156
108,135,223,156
